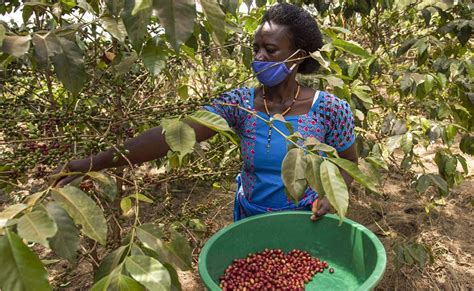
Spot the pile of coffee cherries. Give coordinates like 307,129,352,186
219,248,334,290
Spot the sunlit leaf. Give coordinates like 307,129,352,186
332,38,370,58
153,0,196,51
281,148,308,204
161,119,196,159
0,203,27,228
92,267,144,291
127,193,153,203
0,230,51,291
320,160,349,223
120,197,132,214
328,158,380,194
46,203,80,264
125,255,171,290
52,186,107,245
163,263,182,291
200,0,226,46
132,0,152,15
0,25,5,47
17,210,57,248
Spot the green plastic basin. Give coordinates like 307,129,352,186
198,212,386,290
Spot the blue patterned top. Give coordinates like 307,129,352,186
204,87,355,220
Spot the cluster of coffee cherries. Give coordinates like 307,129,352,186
219,248,334,290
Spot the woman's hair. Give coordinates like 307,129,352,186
261,3,323,74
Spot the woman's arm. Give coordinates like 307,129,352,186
54,122,217,185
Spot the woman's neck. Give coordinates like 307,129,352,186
263,79,299,104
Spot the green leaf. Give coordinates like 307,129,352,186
94,245,129,282
1,35,31,58
427,174,448,195
0,25,5,47
0,230,52,291
113,51,138,75
304,137,338,157
141,39,169,76
46,203,80,264
161,119,196,159
185,110,232,133
132,0,152,15
328,158,379,194
32,32,62,70
320,160,349,224
50,37,86,96
88,172,117,201
125,255,171,290
17,210,57,248
100,16,127,42
200,0,226,46
127,193,153,203
120,197,132,214
347,62,359,78
137,224,192,271
52,186,107,245
122,0,152,51
153,0,196,51
332,38,370,58
324,75,344,88
400,132,413,154
281,148,308,204
0,203,27,228
366,155,388,171
92,268,144,291
305,154,326,197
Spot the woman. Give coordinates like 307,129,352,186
55,4,357,221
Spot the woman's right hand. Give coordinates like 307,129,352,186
50,159,91,187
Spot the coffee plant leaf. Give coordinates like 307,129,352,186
92,267,144,291
120,197,132,214
88,171,118,201
163,263,182,291
17,210,58,248
141,39,169,76
320,160,349,224
0,230,52,291
332,38,371,58
0,203,27,228
125,255,171,290
0,25,5,47
94,245,129,282
50,37,86,96
186,110,232,132
161,119,196,160
305,154,325,198
165,229,193,271
282,148,308,204
122,0,152,51
200,0,226,46
328,157,380,194
272,113,295,135
132,0,152,15
127,193,154,203
46,203,80,264
1,35,31,58
32,31,62,70
304,137,338,157
105,0,124,16
52,186,107,245
100,15,127,42
153,0,196,51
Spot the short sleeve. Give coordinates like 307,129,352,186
324,95,356,152
203,87,252,133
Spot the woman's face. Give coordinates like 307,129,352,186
253,21,296,63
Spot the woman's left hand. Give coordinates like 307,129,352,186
310,197,331,221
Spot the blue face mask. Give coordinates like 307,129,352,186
251,50,300,87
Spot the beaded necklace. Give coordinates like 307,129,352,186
262,84,301,152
